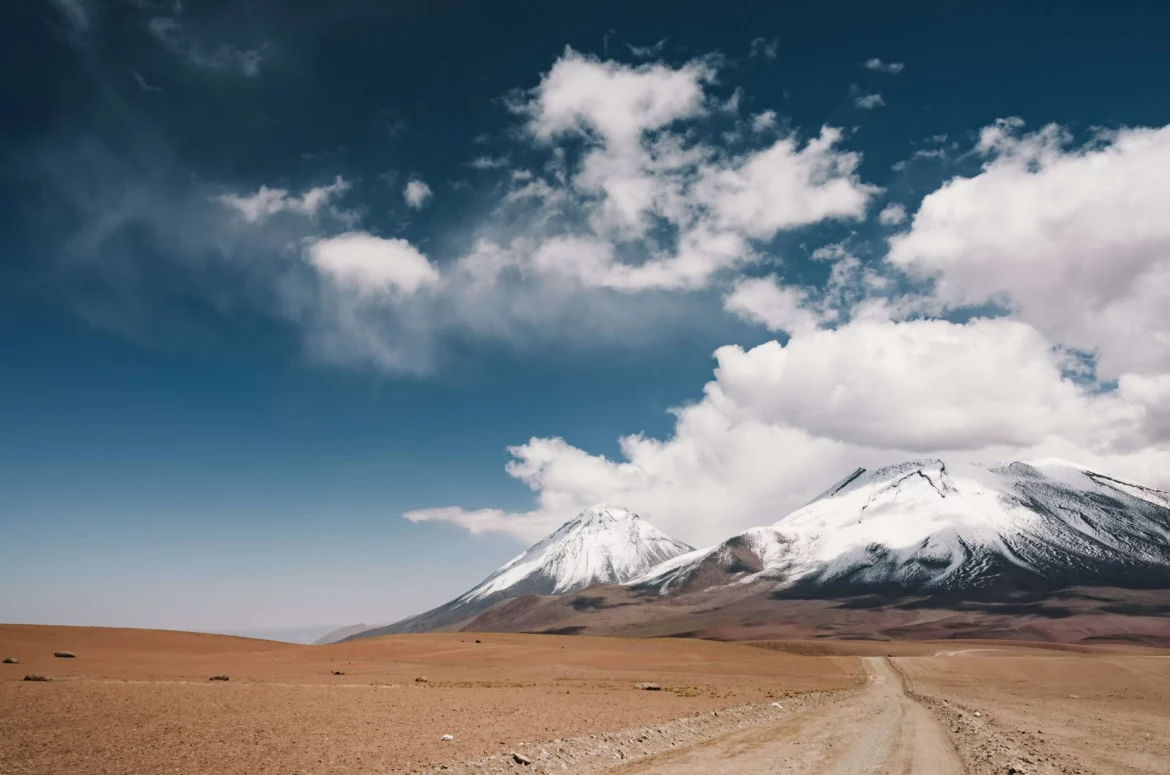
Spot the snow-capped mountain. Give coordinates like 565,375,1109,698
345,506,692,639
634,459,1170,597
458,505,694,602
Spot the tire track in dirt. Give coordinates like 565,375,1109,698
612,658,961,775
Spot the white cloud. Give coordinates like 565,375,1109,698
862,58,904,74
306,232,439,297
855,93,885,110
878,203,907,225
693,126,878,240
889,120,1170,378
410,316,1167,545
750,37,778,59
216,177,349,222
751,111,777,132
503,50,879,291
526,47,712,149
403,179,433,209
723,277,822,336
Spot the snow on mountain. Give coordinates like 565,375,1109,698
633,459,1170,596
345,506,692,639
458,505,694,603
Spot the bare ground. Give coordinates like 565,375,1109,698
2,625,1168,774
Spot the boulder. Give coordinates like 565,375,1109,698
24,674,50,682
53,651,75,659
209,675,230,681
415,676,429,683
634,682,661,691
512,752,532,765
2,657,18,664
440,734,454,742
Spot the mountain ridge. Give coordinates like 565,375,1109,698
343,505,692,640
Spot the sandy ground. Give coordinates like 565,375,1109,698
2,625,1168,774
0,625,857,774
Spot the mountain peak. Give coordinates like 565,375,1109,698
634,458,1170,597
458,506,692,605
569,505,636,528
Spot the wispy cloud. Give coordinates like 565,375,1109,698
48,0,91,35
148,14,265,77
627,38,667,59
855,93,885,109
862,57,904,74
469,155,510,170
131,70,165,94
749,37,778,59
216,177,350,222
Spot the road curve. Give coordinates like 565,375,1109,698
615,657,962,775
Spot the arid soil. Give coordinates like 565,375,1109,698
0,625,858,774
2,625,1168,774
459,585,1170,646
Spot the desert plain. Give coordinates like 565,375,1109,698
1,624,1168,775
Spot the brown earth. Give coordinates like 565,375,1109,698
2,624,1168,774
456,585,1170,647
0,624,858,774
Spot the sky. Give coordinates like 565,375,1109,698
2,0,1170,637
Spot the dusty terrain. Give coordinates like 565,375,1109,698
2,624,1168,774
452,585,1170,646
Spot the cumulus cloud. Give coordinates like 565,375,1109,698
751,111,777,132
863,58,904,74
306,232,440,297
854,93,885,110
723,277,822,336
889,120,1170,377
878,203,906,225
410,316,1166,545
693,126,877,240
403,179,433,209
215,177,349,222
491,48,880,291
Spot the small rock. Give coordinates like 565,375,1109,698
634,682,661,691
209,675,229,681
2,657,18,664
53,651,75,659
24,674,51,682
415,676,429,683
475,639,481,644
512,752,532,765
771,702,784,709
440,734,454,742
974,711,982,718
331,670,345,675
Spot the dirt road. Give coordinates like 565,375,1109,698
615,658,961,775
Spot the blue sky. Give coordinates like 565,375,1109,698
3,0,1170,634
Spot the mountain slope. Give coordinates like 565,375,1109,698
634,459,1170,597
346,506,692,639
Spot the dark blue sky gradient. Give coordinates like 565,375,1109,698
2,0,1168,631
